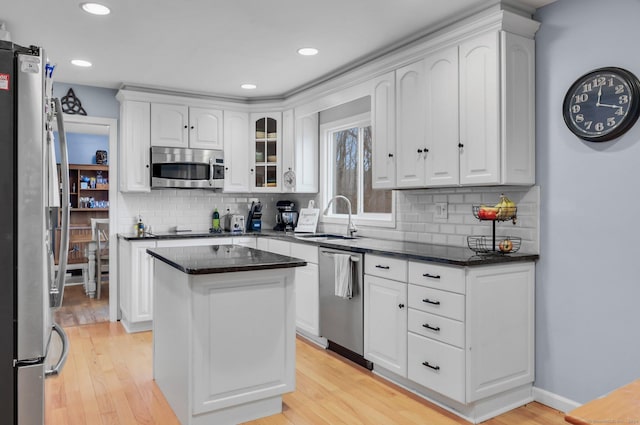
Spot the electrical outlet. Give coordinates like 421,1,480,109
435,202,448,219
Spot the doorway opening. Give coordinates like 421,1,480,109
52,115,118,327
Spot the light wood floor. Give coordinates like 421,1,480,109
53,282,109,327
45,322,567,425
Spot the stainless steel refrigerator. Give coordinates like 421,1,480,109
0,40,71,424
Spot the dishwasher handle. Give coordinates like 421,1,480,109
320,250,360,262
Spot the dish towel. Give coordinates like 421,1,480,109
334,254,352,299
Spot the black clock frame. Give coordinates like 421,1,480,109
562,67,640,142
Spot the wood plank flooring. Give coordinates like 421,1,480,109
45,322,567,425
53,283,109,327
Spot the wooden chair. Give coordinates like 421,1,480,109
91,219,109,299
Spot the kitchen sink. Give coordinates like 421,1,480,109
295,233,357,241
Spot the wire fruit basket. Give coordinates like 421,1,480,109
467,236,521,255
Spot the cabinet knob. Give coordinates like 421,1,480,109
388,153,394,158
225,167,229,170
184,125,188,129
190,126,194,129
417,149,423,153
398,303,405,309
146,164,150,168
458,143,464,148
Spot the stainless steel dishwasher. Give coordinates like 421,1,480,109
318,247,372,370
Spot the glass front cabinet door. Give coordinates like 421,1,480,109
251,112,282,192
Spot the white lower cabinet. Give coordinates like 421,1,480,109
365,257,535,422
408,333,465,402
119,237,239,333
364,274,407,377
232,236,257,248
294,260,319,336
118,239,155,333
257,238,320,337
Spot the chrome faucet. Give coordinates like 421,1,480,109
323,195,357,237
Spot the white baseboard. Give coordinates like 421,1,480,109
532,387,581,413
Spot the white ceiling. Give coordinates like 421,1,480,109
1,0,555,100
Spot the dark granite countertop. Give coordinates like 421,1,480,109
119,231,247,241
120,230,538,267
262,231,539,267
146,245,307,275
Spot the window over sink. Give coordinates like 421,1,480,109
321,112,394,227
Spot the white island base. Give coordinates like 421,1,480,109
153,260,296,425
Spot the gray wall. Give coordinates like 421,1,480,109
535,0,640,403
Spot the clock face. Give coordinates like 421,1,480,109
563,67,640,142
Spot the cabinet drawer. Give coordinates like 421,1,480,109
408,284,464,321
408,309,464,348
408,261,465,294
365,254,407,281
408,333,465,403
289,242,318,264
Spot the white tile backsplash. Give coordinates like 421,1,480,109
319,185,540,253
117,185,540,254
117,189,316,235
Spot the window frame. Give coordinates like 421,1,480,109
319,113,396,228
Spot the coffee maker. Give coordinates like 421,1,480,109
246,201,262,232
273,200,298,231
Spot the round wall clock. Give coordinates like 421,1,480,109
563,67,640,142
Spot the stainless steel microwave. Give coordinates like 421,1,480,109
151,146,224,189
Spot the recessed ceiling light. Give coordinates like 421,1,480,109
297,47,319,56
241,83,257,90
80,2,111,15
71,59,92,67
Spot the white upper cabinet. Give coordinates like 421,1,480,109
501,32,536,185
280,110,318,193
294,113,319,193
395,60,426,188
250,112,282,192
371,72,396,189
459,30,535,186
189,107,224,150
223,110,250,193
459,31,500,185
151,103,223,150
424,46,460,187
281,109,295,192
119,100,151,192
151,103,189,148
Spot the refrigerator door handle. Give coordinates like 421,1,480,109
50,98,70,308
45,323,69,377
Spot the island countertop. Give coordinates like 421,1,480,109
146,245,307,275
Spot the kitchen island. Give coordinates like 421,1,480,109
146,245,306,425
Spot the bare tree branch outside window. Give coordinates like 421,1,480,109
329,125,391,216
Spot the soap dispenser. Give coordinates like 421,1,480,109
136,215,145,237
